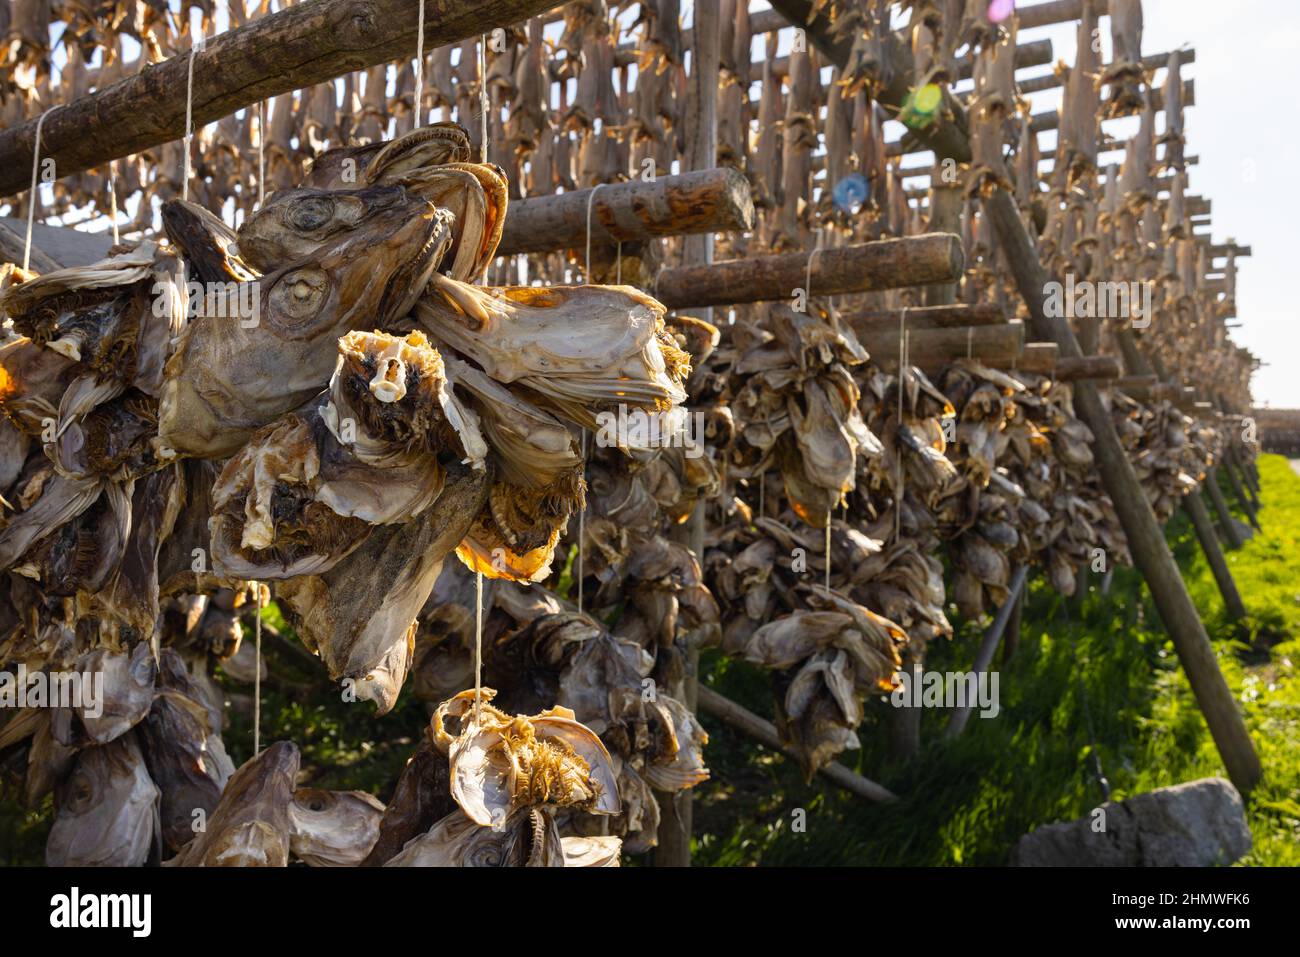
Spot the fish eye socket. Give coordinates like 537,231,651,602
288,197,334,233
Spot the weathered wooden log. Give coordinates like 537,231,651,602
0,222,62,273
853,321,1024,369
846,302,1007,330
696,685,897,803
1222,458,1261,531
1184,492,1247,622
1017,49,1196,95
1013,342,1061,374
497,168,752,258
1205,468,1246,550
655,234,964,309
1055,354,1123,382
1017,0,1110,29
945,565,1029,739
0,0,559,198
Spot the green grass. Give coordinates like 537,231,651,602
691,454,1300,866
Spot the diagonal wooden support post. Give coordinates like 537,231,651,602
1184,492,1247,622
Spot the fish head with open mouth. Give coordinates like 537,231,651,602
158,195,453,458
288,787,386,866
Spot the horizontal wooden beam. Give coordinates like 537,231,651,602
1016,49,1195,96
1055,354,1123,382
845,302,1007,330
497,168,754,256
0,0,558,198
857,321,1025,369
655,234,964,309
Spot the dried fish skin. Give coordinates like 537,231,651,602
0,242,183,396
289,788,385,866
384,806,564,867
275,463,489,713
169,740,299,867
159,200,453,459
431,688,621,826
139,685,234,853
46,731,159,868
415,277,689,431
561,834,622,866
362,737,459,866
52,642,157,748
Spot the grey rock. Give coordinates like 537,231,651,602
1011,778,1251,867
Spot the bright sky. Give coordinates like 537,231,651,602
1015,0,1300,410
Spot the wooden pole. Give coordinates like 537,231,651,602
1184,492,1247,622
497,169,754,256
945,565,1029,739
0,0,560,199
696,685,897,803
1221,459,1261,530
1054,354,1124,382
654,234,965,309
1205,468,1246,550
654,0,719,869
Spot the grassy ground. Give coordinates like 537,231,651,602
3,456,1297,865
691,454,1300,866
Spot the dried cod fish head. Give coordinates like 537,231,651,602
53,642,157,747
431,688,621,826
561,834,622,866
384,806,564,867
274,463,489,714
456,469,585,583
235,185,420,274
159,198,453,458
169,740,299,867
162,198,257,284
415,277,689,432
289,787,386,866
378,162,509,281
46,731,160,867
362,122,474,183
138,650,234,853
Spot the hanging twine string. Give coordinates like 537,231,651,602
478,35,489,163
182,33,202,202
252,583,263,754
257,100,266,209
22,108,55,273
805,228,825,307
894,307,908,543
473,565,484,727
107,159,121,247
758,468,765,518
577,428,587,611
967,324,973,360
413,0,427,129
824,513,832,591
584,182,608,282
